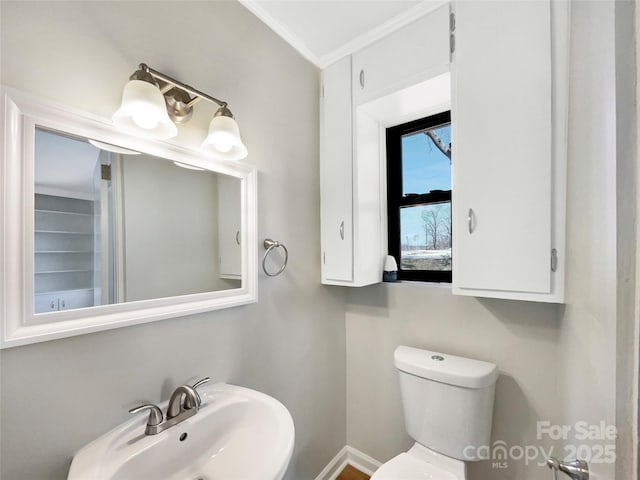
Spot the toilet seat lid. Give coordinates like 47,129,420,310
370,452,464,480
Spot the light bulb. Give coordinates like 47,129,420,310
132,107,160,130
211,133,234,153
215,139,233,153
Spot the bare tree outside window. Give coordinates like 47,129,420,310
422,203,451,250
424,130,451,163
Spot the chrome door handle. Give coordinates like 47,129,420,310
235,230,240,245
339,221,345,240
359,70,365,89
467,208,475,234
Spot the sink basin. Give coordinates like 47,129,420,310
68,383,295,480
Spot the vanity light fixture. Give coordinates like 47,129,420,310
113,63,248,161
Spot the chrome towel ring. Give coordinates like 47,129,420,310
262,239,288,277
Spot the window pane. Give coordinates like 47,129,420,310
400,202,451,271
401,124,451,196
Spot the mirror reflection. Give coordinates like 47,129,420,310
34,128,241,315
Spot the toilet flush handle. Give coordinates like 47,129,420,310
547,457,589,480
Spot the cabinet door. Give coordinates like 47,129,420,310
218,175,241,279
35,294,58,313
452,0,552,294
352,5,450,106
321,56,353,283
59,289,94,311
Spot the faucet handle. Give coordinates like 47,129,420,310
185,377,211,409
191,377,211,390
129,404,163,427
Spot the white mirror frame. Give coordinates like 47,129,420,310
0,87,258,348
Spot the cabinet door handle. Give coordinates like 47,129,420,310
359,70,365,89
235,230,240,245
468,208,475,234
339,221,345,240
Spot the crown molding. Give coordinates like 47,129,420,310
239,0,448,69
238,0,322,67
317,1,448,68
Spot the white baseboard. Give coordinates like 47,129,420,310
314,445,382,480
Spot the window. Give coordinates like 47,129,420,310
386,111,452,283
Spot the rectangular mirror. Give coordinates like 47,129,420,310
34,128,242,315
1,87,257,347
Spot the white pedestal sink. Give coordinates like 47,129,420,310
68,383,295,480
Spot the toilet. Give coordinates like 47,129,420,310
371,346,498,480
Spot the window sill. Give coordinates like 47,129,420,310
383,280,452,289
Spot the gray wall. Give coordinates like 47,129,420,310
614,1,639,478
558,2,618,479
345,2,633,480
346,285,563,480
119,154,233,300
0,2,346,479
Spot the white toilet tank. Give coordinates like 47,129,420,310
394,346,498,462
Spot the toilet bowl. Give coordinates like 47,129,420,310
371,346,498,480
371,443,465,480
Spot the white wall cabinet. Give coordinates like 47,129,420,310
218,175,242,279
320,6,450,287
320,56,356,284
319,55,387,286
320,1,568,302
352,5,450,107
35,289,94,312
451,0,569,302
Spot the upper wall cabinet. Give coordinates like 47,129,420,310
320,56,355,284
352,6,450,106
451,0,570,302
320,5,450,287
320,1,569,302
218,175,242,279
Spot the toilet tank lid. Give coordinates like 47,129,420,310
394,346,498,389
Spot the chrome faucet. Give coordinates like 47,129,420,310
167,384,201,418
129,377,210,435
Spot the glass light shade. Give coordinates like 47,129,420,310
88,139,141,155
201,115,248,161
173,161,205,171
112,80,177,139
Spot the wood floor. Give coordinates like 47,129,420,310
336,464,371,480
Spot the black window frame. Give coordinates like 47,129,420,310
386,111,452,283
